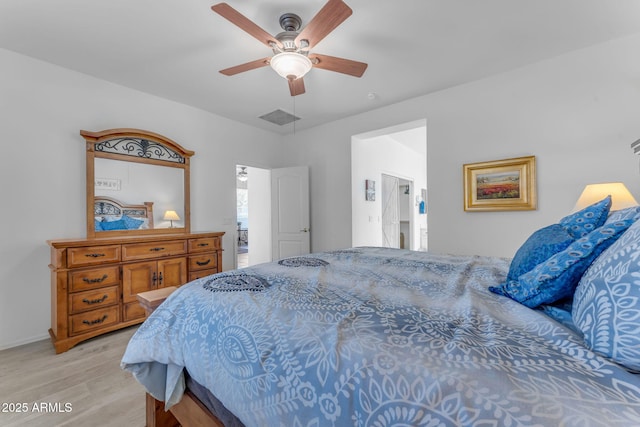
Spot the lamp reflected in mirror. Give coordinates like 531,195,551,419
163,210,181,228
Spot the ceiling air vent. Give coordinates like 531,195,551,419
259,109,300,126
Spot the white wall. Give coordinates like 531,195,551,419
0,48,286,350
283,33,640,258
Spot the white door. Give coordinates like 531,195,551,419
271,166,310,260
381,174,400,248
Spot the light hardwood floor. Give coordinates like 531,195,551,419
237,252,248,269
0,327,145,427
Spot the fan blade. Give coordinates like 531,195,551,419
288,78,306,96
295,0,352,49
309,54,367,77
212,3,281,48
220,57,270,76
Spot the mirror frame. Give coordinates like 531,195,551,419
82,128,194,238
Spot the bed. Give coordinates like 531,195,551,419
122,198,640,426
94,196,154,231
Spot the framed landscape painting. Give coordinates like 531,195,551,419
463,156,536,211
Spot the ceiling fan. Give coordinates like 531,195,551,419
211,0,368,96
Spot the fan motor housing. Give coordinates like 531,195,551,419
274,31,299,52
279,13,302,32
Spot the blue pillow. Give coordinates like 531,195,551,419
490,217,635,308
605,205,640,224
505,224,574,282
100,218,127,230
559,195,611,239
122,215,144,230
573,218,640,371
94,219,104,231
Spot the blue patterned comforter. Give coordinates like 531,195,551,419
121,248,640,426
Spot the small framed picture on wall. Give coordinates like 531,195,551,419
366,179,375,201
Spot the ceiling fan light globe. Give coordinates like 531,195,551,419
270,52,312,80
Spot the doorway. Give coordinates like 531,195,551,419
351,120,427,250
236,165,249,268
235,165,272,268
235,165,310,268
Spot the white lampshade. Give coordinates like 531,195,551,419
270,52,312,80
571,182,639,212
163,210,180,221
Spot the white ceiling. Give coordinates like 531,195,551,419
3,0,640,135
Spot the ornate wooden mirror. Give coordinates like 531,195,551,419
82,128,193,238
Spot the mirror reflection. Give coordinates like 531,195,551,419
94,158,184,231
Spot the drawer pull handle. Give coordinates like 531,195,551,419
196,259,211,266
82,315,108,325
150,247,165,252
152,272,158,284
197,243,209,247
85,253,105,258
158,272,163,285
82,295,108,305
83,274,108,284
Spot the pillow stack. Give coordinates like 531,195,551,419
489,196,627,307
490,197,640,372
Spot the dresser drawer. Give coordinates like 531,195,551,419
69,286,119,314
189,253,218,271
67,245,121,268
188,237,220,253
69,266,120,293
69,306,119,336
121,240,187,261
189,268,217,282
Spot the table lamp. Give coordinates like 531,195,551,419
571,182,638,212
163,210,180,228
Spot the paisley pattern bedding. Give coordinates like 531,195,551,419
121,247,640,426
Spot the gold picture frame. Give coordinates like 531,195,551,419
463,156,536,211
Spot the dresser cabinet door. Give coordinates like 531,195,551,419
122,258,187,321
122,261,155,322
122,261,156,304
158,257,187,288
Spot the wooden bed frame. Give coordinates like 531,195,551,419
137,289,228,427
94,196,154,229
146,391,224,427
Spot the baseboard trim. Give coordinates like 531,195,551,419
0,333,50,352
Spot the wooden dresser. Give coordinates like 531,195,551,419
48,231,224,353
